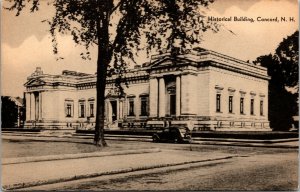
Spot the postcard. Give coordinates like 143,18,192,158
1,0,298,191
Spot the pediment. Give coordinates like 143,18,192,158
149,56,193,69
24,78,46,87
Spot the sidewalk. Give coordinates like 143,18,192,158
2,149,236,190
2,132,299,148
2,148,161,165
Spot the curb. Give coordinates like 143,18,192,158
2,155,236,190
2,148,161,165
192,141,298,149
191,137,299,143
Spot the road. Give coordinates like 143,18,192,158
19,141,298,191
60,154,297,191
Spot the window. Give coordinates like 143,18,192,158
90,103,94,117
216,94,221,112
79,101,86,118
128,98,135,116
229,96,233,113
88,98,95,117
260,100,264,116
140,97,148,116
250,99,254,115
66,104,72,117
240,98,244,114
65,100,74,117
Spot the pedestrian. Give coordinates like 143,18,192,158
165,120,170,128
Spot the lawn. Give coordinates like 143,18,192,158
2,138,149,158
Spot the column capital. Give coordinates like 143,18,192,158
180,70,198,76
149,76,158,80
152,75,164,79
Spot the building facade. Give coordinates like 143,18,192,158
24,48,270,131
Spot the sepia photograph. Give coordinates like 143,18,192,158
1,0,299,191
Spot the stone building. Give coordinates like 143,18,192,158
24,48,270,131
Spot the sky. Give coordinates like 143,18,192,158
1,0,298,97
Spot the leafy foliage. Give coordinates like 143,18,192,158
254,31,299,131
275,31,299,89
1,96,25,128
5,0,217,64
5,0,218,145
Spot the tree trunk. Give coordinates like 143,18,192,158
94,0,112,147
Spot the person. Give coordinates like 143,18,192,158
165,120,170,128
186,121,194,130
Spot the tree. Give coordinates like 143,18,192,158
254,31,298,131
275,31,299,90
1,96,24,128
5,0,218,146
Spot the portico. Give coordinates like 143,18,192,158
149,74,182,118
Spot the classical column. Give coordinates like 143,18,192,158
116,100,119,120
158,77,166,117
181,73,197,115
119,100,123,120
35,93,39,120
176,75,181,116
25,93,31,121
30,93,35,121
105,101,109,121
123,98,127,119
108,101,112,122
39,92,42,120
149,77,158,117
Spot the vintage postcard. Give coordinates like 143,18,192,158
1,0,298,191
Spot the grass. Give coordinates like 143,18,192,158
2,139,151,158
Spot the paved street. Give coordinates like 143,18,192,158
2,134,299,191
31,152,298,191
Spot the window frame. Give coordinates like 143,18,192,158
140,96,149,116
240,97,244,114
250,98,254,115
89,102,95,117
216,94,221,112
260,100,264,116
128,98,135,116
78,100,86,118
229,95,233,113
65,100,74,118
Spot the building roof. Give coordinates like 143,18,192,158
6,96,24,107
24,48,270,91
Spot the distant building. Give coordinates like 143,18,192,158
1,96,25,128
24,48,270,131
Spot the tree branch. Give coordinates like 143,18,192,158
110,0,127,14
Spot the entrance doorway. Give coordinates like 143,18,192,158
110,101,117,121
170,94,176,116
